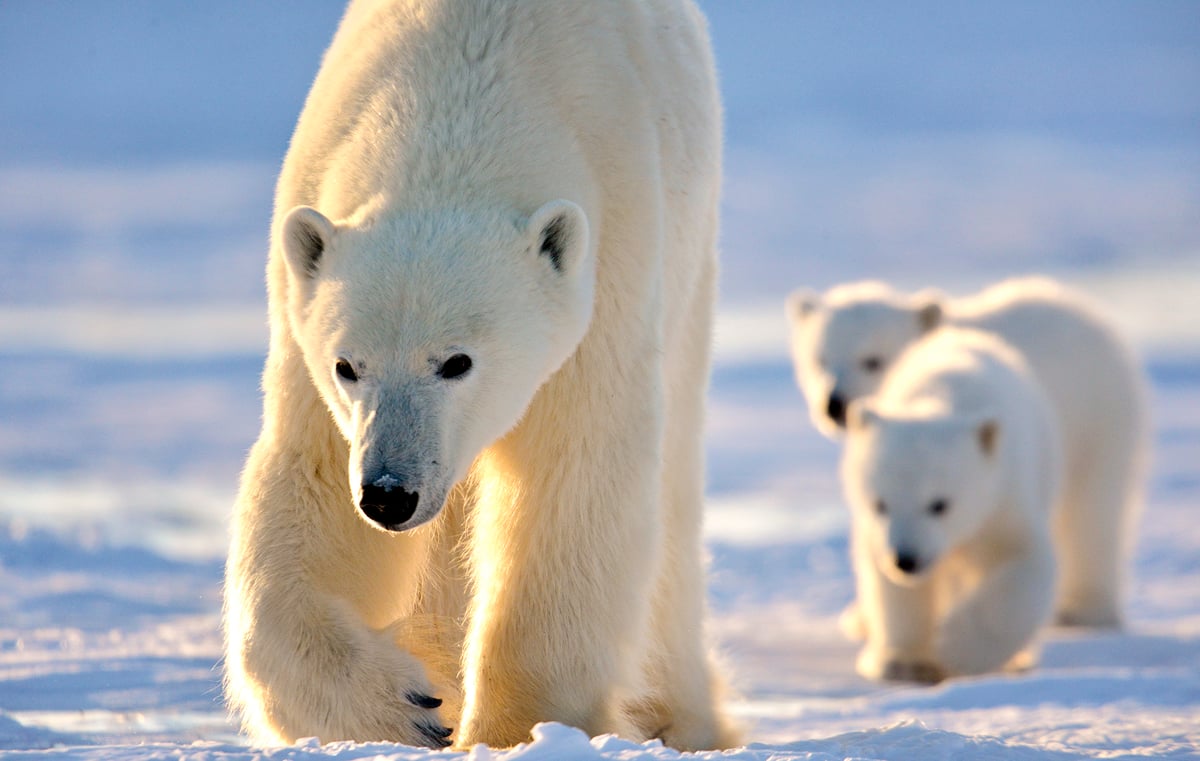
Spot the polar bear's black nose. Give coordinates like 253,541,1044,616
895,551,921,575
359,483,420,529
827,392,847,426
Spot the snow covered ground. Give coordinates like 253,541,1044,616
1,2,1198,759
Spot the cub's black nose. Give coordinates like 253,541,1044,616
359,483,420,529
895,551,921,575
827,392,847,427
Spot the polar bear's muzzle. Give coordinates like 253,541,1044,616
826,391,848,428
358,474,421,531
878,544,933,586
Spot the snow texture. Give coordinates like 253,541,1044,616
1,1,1198,759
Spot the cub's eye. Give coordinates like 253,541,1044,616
874,498,887,516
334,359,358,382
438,353,473,380
928,498,949,517
861,356,884,373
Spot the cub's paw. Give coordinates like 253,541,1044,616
1003,646,1040,674
1054,606,1122,630
838,601,866,642
881,658,945,684
856,647,944,684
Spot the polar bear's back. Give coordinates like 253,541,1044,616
878,327,1043,422
276,0,719,221
938,280,1145,627
949,277,1144,446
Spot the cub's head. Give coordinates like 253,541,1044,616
786,282,944,438
278,200,594,531
840,401,1001,586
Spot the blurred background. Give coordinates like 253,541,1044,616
0,0,1197,554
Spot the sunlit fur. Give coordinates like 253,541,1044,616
841,328,1062,681
788,277,1147,628
223,0,736,751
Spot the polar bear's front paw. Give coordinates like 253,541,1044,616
856,646,944,684
241,641,452,746
310,634,453,747
310,678,452,747
402,692,454,748
357,673,454,748
1054,603,1122,630
838,601,866,642
881,658,945,684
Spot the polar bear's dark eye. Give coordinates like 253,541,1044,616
874,499,887,516
928,498,949,517
861,356,884,373
438,353,473,380
335,359,358,382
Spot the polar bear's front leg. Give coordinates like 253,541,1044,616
227,588,450,746
634,254,739,751
458,356,661,748
1052,440,1136,628
854,536,942,683
224,447,449,746
938,535,1056,676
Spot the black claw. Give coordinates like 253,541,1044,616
406,692,443,709
421,723,453,748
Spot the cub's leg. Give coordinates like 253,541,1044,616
939,537,1056,675
854,532,942,683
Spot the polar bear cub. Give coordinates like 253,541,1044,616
841,327,1062,681
223,0,734,752
787,277,1146,628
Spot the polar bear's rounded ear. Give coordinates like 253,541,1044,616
528,200,589,275
977,418,1000,457
785,288,820,324
912,289,945,334
847,400,881,432
281,206,336,281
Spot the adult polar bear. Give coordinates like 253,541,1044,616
224,0,734,751
787,278,1146,628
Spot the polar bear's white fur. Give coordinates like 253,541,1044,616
787,277,1146,628
841,327,1062,681
223,0,735,750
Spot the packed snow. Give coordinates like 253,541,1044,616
1,2,1198,759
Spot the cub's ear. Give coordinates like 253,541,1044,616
912,288,945,333
528,199,589,275
977,418,1000,457
281,206,336,282
847,399,881,432
785,288,820,324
